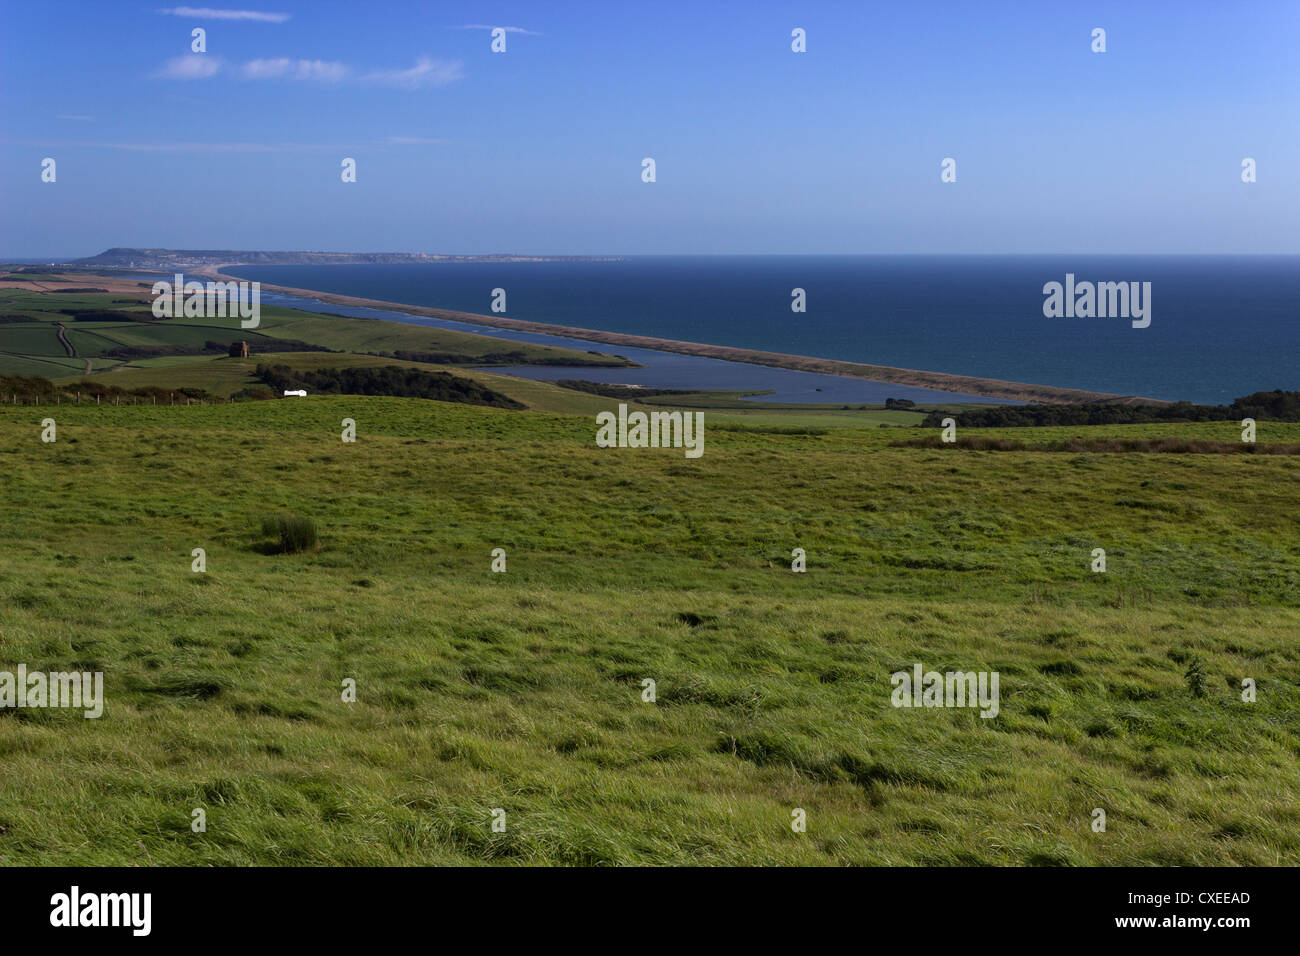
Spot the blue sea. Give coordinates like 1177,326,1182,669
231,256,1299,405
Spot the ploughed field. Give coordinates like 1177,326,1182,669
0,399,1297,865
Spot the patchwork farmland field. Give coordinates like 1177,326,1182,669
0,278,636,388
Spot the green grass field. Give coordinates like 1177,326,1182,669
0,353,88,378
0,397,1296,865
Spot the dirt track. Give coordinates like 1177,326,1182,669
54,322,76,357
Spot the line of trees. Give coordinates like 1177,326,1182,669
921,390,1300,427
95,339,329,360
254,364,525,409
61,309,156,322
0,374,208,403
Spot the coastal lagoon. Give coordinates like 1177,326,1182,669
233,256,1300,405
253,289,1022,405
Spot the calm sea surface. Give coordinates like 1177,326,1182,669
232,256,1299,405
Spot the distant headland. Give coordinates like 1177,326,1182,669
71,248,625,270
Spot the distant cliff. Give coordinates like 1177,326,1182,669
73,248,624,269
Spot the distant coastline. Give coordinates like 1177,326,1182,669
203,263,1161,405
73,248,625,269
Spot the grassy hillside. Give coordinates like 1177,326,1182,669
0,399,1297,865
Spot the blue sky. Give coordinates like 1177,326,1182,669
1,0,1297,256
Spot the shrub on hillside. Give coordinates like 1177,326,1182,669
230,386,275,401
260,514,318,554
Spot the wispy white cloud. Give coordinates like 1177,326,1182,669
154,54,224,79
158,7,290,23
242,58,350,82
152,54,462,88
99,141,296,153
6,137,452,153
452,24,541,35
384,136,450,145
57,115,95,122
362,57,463,89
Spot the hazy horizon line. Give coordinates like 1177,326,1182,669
7,251,1300,262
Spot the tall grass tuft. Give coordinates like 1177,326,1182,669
260,514,318,554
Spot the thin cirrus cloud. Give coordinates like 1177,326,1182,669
383,136,450,145
361,57,464,89
157,7,291,23
242,58,351,82
153,55,463,88
452,24,541,35
155,54,224,80
7,136,450,153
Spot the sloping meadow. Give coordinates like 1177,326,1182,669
0,398,1297,864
